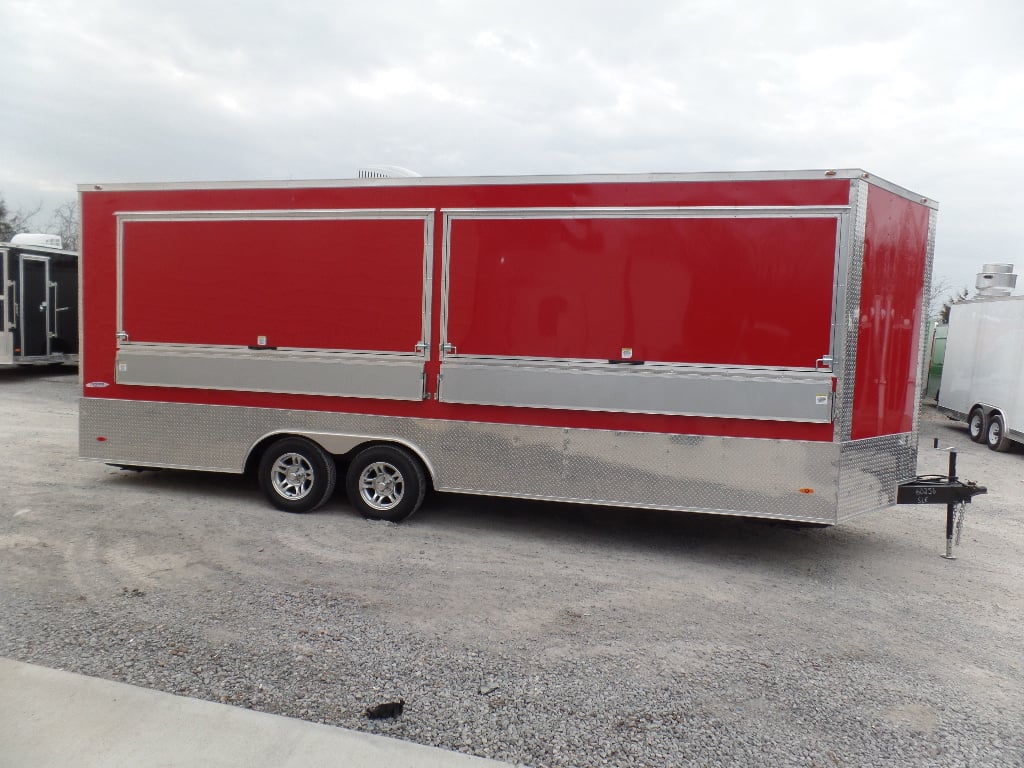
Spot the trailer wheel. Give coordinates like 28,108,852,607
258,437,337,513
968,407,987,443
345,445,426,523
985,414,1013,452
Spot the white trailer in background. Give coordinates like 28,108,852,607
938,294,1024,451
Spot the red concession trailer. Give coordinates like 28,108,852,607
78,170,936,524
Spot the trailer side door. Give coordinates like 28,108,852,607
438,208,842,423
113,210,433,400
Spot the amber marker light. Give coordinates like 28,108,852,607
798,488,815,494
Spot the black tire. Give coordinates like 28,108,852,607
258,437,337,513
986,414,1013,453
345,445,426,522
968,407,987,443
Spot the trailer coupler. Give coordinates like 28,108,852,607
897,440,987,560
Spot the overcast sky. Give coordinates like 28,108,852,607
3,0,1021,299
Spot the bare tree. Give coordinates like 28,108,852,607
48,200,80,250
939,287,970,324
0,195,42,242
0,195,80,249
927,277,952,322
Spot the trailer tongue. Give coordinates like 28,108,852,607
897,439,988,559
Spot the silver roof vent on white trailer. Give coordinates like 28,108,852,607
10,233,63,249
357,165,421,179
975,263,1017,296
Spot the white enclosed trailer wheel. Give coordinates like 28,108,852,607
986,414,1013,452
968,407,987,443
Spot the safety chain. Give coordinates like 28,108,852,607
954,501,968,546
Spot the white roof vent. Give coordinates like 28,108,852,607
975,263,1017,297
10,233,63,249
357,165,421,179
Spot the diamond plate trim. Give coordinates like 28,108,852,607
911,209,938,437
836,433,918,521
836,180,868,442
81,397,844,522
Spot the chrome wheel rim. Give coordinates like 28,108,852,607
271,453,315,500
358,461,404,511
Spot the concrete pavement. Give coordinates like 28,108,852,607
0,658,516,768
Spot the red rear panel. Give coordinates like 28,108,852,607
447,216,838,367
851,186,930,439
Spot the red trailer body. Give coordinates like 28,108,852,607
78,170,935,523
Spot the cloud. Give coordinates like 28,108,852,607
1,0,1022,291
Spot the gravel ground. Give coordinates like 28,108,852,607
1,366,1022,767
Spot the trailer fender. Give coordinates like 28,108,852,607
244,431,437,486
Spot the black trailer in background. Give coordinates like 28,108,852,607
1,239,79,365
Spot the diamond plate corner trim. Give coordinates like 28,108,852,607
80,397,843,522
836,433,918,521
836,180,868,442
911,209,939,438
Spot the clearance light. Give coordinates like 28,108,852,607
798,488,815,494
96,436,108,442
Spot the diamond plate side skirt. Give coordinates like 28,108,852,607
80,397,853,522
